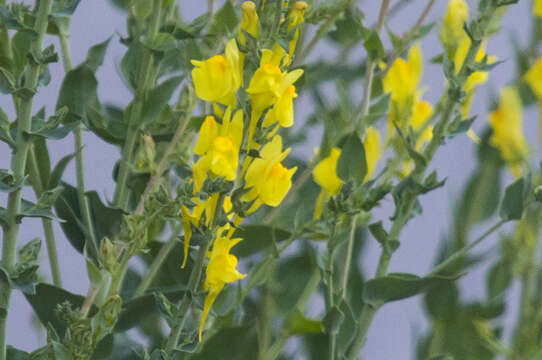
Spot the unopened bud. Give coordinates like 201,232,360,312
239,1,259,46
288,1,308,31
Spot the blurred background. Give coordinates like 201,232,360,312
0,0,538,358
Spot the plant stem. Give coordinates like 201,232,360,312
133,229,179,297
113,0,162,209
0,0,54,359
165,194,225,353
164,237,212,353
27,148,62,287
58,19,99,252
340,216,357,299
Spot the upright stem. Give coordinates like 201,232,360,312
57,20,98,248
27,149,62,286
113,0,162,209
345,5,499,356
340,216,357,299
0,1,54,359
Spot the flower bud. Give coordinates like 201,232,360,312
239,1,259,46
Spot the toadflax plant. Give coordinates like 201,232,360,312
0,0,542,359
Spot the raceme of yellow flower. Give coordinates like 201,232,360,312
243,135,297,212
199,230,246,341
191,39,242,106
239,1,259,46
440,0,469,58
246,46,304,115
454,38,497,133
193,109,244,181
525,58,542,100
285,1,308,65
489,87,528,177
535,0,542,17
262,84,297,129
525,57,542,135
383,43,423,122
312,147,342,220
364,127,382,182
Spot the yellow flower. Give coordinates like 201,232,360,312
285,1,308,65
535,0,542,17
364,127,382,181
262,84,297,129
525,57,542,99
454,38,497,119
199,231,246,341
239,1,259,46
312,147,342,220
191,39,242,106
383,43,423,124
525,57,542,135
489,87,528,177
246,46,303,143
410,100,433,151
193,109,244,181
243,135,297,212
440,0,469,58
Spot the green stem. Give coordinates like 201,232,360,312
164,237,212,353
340,216,357,299
0,1,54,359
133,229,179,297
113,0,162,209
165,194,225,353
27,148,62,286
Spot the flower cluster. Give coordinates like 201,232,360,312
383,43,433,174
182,1,307,341
312,127,382,219
441,0,497,142
489,87,528,177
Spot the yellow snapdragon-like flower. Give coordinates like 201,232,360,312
246,46,303,143
535,0,542,17
191,39,242,106
285,1,308,65
440,0,469,58
239,1,259,46
199,229,246,341
364,127,382,181
489,87,528,177
312,147,342,220
194,109,244,181
243,135,297,212
454,38,497,119
383,43,423,124
525,57,542,134
262,85,297,129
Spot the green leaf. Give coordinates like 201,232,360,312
364,30,385,60
51,0,82,16
139,75,183,125
47,154,75,189
171,13,211,40
337,133,367,183
24,283,94,338
368,221,389,244
56,65,98,123
18,199,64,223
500,177,526,220
285,310,323,335
322,306,344,335
24,121,79,141
86,191,125,240
141,32,177,52
210,1,239,35
447,115,476,138
363,273,456,307
232,225,292,257
54,182,86,253
6,346,29,360
33,137,52,188
85,36,111,72
115,289,185,332
189,327,258,360
18,237,41,263
0,169,25,192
